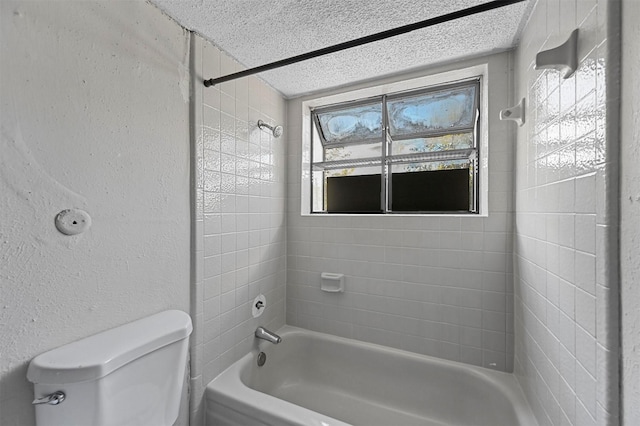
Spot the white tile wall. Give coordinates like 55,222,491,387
513,0,619,424
286,53,516,372
190,34,287,425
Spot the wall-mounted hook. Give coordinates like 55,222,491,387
499,98,526,126
535,29,579,79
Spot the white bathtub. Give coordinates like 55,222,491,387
206,326,537,426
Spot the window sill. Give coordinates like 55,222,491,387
301,212,489,218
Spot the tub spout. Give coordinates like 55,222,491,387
255,326,281,344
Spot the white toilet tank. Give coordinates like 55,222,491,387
27,310,192,426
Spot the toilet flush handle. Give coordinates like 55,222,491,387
32,391,65,406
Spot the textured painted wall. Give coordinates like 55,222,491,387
513,0,619,424
189,34,287,425
286,53,516,372
621,0,640,423
0,2,191,425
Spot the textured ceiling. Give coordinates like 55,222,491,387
150,0,533,98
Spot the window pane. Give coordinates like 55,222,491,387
391,158,469,174
325,143,382,162
316,103,383,144
391,161,471,212
391,133,474,155
326,165,381,178
387,85,476,137
312,170,324,212
326,166,381,213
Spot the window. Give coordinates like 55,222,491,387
309,79,480,214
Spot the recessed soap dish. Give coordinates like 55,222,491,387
320,273,344,293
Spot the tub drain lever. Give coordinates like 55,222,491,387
33,391,65,406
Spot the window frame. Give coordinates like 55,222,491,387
311,80,480,214
300,64,490,217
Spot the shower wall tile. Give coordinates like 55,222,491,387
286,53,515,372
513,0,619,424
190,34,287,425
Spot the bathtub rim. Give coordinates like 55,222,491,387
205,325,537,426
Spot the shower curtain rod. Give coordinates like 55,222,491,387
203,0,526,88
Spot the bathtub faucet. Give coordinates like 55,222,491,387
255,326,282,344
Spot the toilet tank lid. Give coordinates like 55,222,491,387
27,310,193,385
